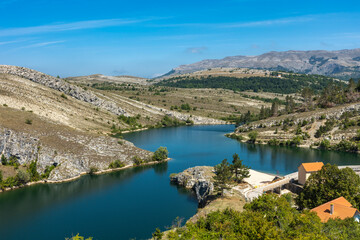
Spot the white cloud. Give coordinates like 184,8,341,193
16,40,65,49
220,16,314,28
185,47,208,54
0,18,151,37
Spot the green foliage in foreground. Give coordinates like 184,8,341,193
153,147,168,162
297,164,360,210
161,194,360,240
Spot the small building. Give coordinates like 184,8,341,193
298,162,324,185
311,197,360,222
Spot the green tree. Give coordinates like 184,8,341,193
16,169,31,184
28,161,40,181
348,78,356,93
152,147,168,162
247,131,258,143
301,87,314,110
296,164,360,209
213,159,233,196
0,170,3,182
231,153,250,183
1,154,7,165
152,228,163,240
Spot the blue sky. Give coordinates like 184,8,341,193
0,0,360,78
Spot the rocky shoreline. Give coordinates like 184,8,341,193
0,158,171,193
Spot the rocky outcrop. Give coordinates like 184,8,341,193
164,48,360,80
170,166,215,204
0,126,151,181
0,65,127,116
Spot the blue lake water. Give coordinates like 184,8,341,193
0,124,359,239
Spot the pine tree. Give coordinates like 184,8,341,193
231,154,250,183
213,159,233,196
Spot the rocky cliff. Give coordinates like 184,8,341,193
170,166,214,204
165,49,360,80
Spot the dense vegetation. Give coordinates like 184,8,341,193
160,193,360,239
157,73,344,94
0,156,56,190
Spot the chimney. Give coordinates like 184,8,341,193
330,204,334,215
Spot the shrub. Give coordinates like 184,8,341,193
247,131,258,143
88,166,98,175
2,176,18,188
1,154,7,165
268,139,280,146
132,156,143,166
152,228,164,240
28,161,40,181
109,160,125,169
16,169,31,184
319,139,331,150
333,140,358,152
60,93,68,99
25,119,32,125
41,165,56,179
152,147,168,162
0,170,2,182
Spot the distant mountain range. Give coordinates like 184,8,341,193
164,49,360,80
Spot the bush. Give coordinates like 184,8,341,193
319,139,331,150
332,140,358,152
247,131,258,143
28,161,40,181
41,165,56,179
60,93,68,99
16,169,31,184
226,133,243,142
88,166,98,175
108,160,125,169
152,147,168,162
0,170,2,182
132,156,143,166
25,119,32,125
1,154,7,165
268,139,280,146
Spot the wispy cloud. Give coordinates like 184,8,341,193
222,16,314,28
0,18,151,37
185,47,208,54
16,40,65,49
150,15,315,29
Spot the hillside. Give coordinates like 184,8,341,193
66,74,149,85
0,65,227,185
163,49,360,80
157,69,345,94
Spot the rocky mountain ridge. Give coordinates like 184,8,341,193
165,49,360,80
0,65,127,116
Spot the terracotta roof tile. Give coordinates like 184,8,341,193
299,162,324,172
310,197,359,222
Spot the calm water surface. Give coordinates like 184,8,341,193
0,125,359,239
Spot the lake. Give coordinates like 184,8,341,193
0,125,359,239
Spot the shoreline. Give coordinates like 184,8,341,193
0,158,171,193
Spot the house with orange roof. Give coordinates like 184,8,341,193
310,197,360,222
298,162,324,185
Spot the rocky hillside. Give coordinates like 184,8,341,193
231,102,360,152
0,106,151,182
164,49,360,80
